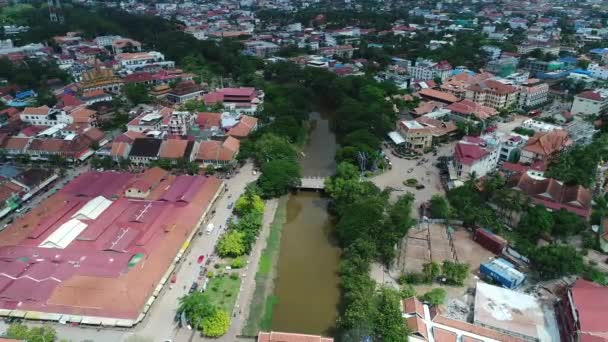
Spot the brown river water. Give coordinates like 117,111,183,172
270,111,341,335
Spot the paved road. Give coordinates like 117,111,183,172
0,163,258,342
127,162,259,342
203,199,279,342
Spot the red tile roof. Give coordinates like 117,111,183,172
196,137,239,162
509,172,591,218
576,90,605,102
196,112,222,129
159,139,189,159
447,100,498,120
418,88,459,103
257,332,333,342
228,115,258,138
454,142,489,166
523,130,571,159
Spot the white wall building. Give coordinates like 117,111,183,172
588,63,608,80
571,89,608,116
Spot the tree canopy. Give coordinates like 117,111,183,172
257,159,301,198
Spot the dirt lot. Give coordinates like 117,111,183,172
373,142,455,217
396,227,497,306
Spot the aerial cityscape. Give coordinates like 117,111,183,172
0,0,606,341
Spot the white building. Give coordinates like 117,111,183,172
94,35,122,47
588,63,608,80
571,89,608,116
20,106,73,126
481,45,502,60
518,79,549,109
453,136,500,180
409,58,453,82
116,51,174,71
521,119,561,133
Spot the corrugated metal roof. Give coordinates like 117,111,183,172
39,219,88,249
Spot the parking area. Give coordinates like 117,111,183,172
374,142,455,216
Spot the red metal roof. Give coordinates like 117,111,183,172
454,142,489,166
570,279,608,336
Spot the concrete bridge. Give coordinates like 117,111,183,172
297,177,326,190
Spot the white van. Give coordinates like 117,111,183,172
205,223,214,234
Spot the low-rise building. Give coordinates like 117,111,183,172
521,119,561,133
587,63,608,80
128,137,162,165
557,279,608,342
465,79,519,110
318,45,356,58
499,135,526,162
570,89,608,116
409,58,453,82
474,282,560,341
244,40,280,57
509,171,591,218
258,332,333,342
195,136,240,167
518,79,549,109
446,100,498,121
520,130,571,164
20,106,73,126
394,120,433,153
453,137,500,180
116,51,174,71
403,296,527,342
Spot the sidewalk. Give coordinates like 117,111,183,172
200,198,279,342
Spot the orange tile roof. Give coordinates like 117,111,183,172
159,139,189,159
433,327,457,342
2,137,29,151
22,105,50,116
228,115,258,138
110,141,130,158
70,107,97,123
418,88,459,103
523,130,571,158
258,332,334,342
196,137,240,162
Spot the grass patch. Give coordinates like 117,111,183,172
242,197,287,336
203,274,241,313
260,296,279,331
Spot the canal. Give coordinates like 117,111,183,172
270,111,341,335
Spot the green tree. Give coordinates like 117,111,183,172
400,284,416,299
257,159,301,198
234,188,265,216
530,245,584,280
178,292,214,326
124,83,151,104
6,324,56,342
442,261,469,286
217,231,246,257
552,209,585,238
518,205,554,240
373,287,410,342
420,288,447,306
253,133,298,165
429,194,450,219
200,308,231,337
422,261,442,283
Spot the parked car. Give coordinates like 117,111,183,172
227,202,234,209
197,255,205,264
189,282,198,294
